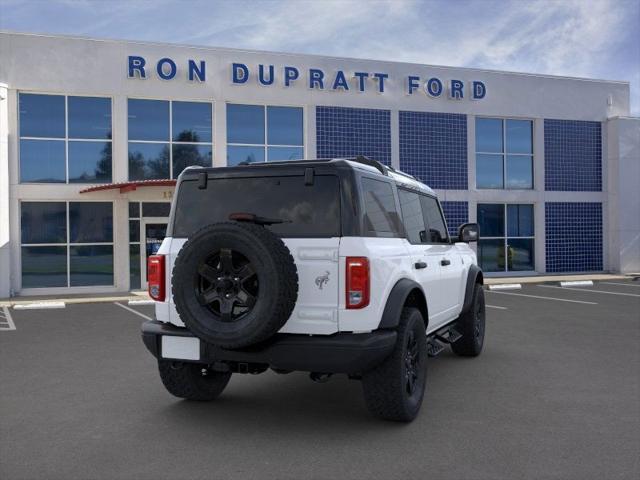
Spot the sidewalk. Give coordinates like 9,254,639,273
1,273,637,307
0,290,150,307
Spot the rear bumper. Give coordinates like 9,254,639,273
141,320,397,374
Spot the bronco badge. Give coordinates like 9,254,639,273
315,271,330,290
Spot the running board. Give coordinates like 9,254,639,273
427,325,462,357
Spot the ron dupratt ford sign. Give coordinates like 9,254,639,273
127,55,487,100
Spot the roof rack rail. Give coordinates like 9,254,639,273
348,155,387,175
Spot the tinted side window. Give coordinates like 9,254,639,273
420,196,449,243
398,189,426,244
361,177,402,237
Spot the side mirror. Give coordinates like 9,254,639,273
457,223,479,243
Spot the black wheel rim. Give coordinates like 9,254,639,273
405,330,420,396
195,248,258,322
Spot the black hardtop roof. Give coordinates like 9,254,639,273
177,156,435,195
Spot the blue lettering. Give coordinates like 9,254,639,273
373,72,388,93
309,69,324,89
425,77,443,97
332,70,349,91
128,56,146,79
188,60,205,82
449,79,464,99
473,81,486,99
284,66,299,87
258,64,275,86
232,63,249,84
156,58,177,80
407,75,420,95
353,72,368,92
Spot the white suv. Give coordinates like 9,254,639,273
142,156,485,422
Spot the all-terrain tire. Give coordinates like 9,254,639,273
451,283,485,357
172,222,298,349
158,360,231,401
362,308,427,422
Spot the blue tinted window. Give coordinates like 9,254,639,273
476,118,503,153
69,202,113,243
68,141,112,183
476,154,503,189
478,239,505,273
172,102,212,143
172,144,212,177
70,245,114,286
267,146,304,162
128,142,170,180
68,96,112,139
21,246,68,288
506,120,532,154
128,99,169,141
130,244,141,290
507,238,534,271
507,205,534,237
227,145,265,165
227,104,264,144
142,202,171,217
506,155,533,189
20,139,66,183
21,202,67,244
19,93,65,138
267,106,303,145
129,202,140,218
477,204,504,237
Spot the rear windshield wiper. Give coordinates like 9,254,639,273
229,212,291,226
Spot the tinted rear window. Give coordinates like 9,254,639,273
173,175,340,237
361,177,403,237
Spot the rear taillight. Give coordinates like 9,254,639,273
346,257,369,309
148,255,165,302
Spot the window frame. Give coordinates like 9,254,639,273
19,200,116,289
127,98,214,180
477,202,536,273
18,92,114,184
226,102,306,164
475,116,534,190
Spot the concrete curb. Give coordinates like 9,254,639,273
0,295,150,308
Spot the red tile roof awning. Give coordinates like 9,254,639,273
79,179,177,194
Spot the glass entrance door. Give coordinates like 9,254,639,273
141,218,168,288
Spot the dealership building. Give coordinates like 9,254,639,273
0,31,638,297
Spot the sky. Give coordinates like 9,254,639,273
1,0,639,114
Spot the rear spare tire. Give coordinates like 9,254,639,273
172,222,298,349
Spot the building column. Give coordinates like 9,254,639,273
533,118,546,273
0,84,9,297
607,117,640,273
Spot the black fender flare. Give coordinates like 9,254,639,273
461,265,484,314
378,278,428,330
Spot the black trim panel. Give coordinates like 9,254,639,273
378,278,426,329
461,264,483,313
141,321,397,374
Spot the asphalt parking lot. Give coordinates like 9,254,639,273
1,280,639,480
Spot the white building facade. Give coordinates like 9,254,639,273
0,32,638,297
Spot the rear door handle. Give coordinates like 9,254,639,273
414,261,427,269
440,259,451,266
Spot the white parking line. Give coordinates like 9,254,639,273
539,285,640,297
486,305,508,310
600,282,640,288
114,302,153,321
0,306,16,331
487,290,598,305
14,301,66,310
128,299,155,306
